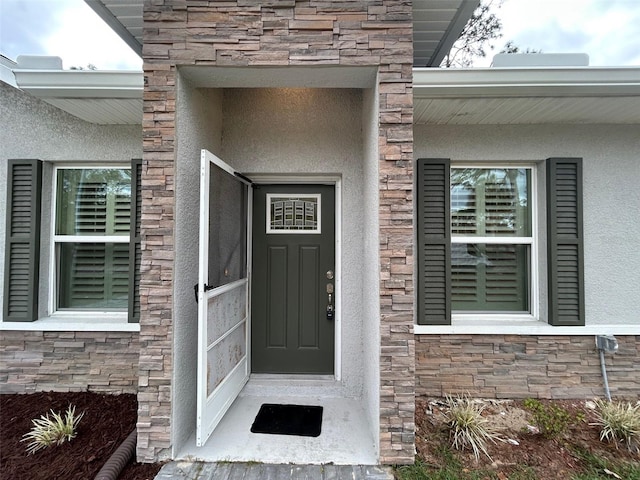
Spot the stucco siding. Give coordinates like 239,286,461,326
171,81,224,453
166,84,386,460
222,88,366,396
0,82,142,394
0,83,140,163
362,85,382,455
413,123,639,400
414,123,640,328
0,82,142,320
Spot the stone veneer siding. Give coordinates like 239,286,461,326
0,331,139,394
140,0,414,464
416,335,640,399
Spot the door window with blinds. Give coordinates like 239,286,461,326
450,166,533,313
54,167,131,310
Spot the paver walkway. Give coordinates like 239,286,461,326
155,461,395,479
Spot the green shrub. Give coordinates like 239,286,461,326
592,400,640,453
522,398,583,439
443,394,502,460
21,405,85,454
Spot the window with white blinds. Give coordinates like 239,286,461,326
450,167,533,313
54,168,132,310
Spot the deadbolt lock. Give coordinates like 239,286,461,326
326,304,334,321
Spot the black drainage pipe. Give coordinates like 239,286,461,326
94,429,137,480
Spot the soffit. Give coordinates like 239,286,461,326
85,0,143,56
42,98,143,125
86,0,478,67
11,69,143,125
180,66,378,88
413,0,479,67
10,65,640,125
414,67,640,124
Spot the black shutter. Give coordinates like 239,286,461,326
546,157,585,326
3,160,42,322
128,159,142,323
417,158,451,325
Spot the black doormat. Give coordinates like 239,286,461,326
250,403,323,437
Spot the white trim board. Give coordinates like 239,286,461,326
0,314,139,332
414,323,639,336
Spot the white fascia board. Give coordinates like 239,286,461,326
0,63,17,88
13,69,143,98
413,67,640,98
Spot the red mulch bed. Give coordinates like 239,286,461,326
0,392,162,480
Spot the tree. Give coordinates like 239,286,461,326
499,41,542,55
441,0,503,68
70,64,97,71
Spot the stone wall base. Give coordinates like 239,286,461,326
416,335,640,399
0,331,140,394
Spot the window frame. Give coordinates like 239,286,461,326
265,193,322,234
450,162,539,322
48,163,132,316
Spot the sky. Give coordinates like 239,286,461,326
477,0,640,67
0,0,639,70
0,0,142,70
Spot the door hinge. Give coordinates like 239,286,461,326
194,284,215,303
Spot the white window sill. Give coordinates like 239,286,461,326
414,319,639,336
0,313,140,332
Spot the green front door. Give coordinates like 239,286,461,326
251,185,335,374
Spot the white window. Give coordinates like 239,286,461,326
450,165,536,317
52,167,131,311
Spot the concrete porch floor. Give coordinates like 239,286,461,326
175,376,378,465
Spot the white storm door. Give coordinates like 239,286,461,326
197,149,251,446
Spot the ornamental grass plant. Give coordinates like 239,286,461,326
592,400,640,453
443,394,502,460
21,405,85,454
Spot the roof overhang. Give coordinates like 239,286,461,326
6,65,142,125
414,67,640,124
84,0,142,57
414,0,479,67
86,0,478,67
7,65,640,126
13,69,142,98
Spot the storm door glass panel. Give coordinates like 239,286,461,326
208,164,247,289
55,168,131,310
451,167,532,313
